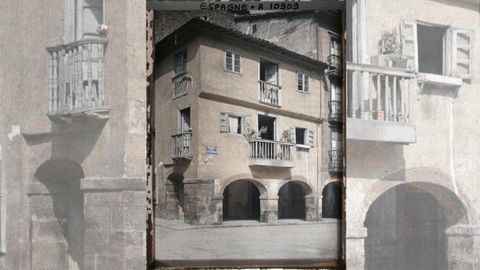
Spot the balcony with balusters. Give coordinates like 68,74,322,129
258,80,281,107
346,62,416,143
328,150,343,172
46,39,109,118
249,139,294,168
172,132,192,160
328,100,343,123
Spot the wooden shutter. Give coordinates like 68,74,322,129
289,127,296,144
400,21,418,71
242,115,251,134
307,129,314,147
220,112,229,133
451,28,473,79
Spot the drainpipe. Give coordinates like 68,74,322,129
449,90,458,195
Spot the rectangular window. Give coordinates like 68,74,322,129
228,115,242,134
174,50,187,75
417,24,447,75
179,107,191,133
225,51,241,73
295,128,306,145
330,36,342,56
220,113,250,134
297,72,309,92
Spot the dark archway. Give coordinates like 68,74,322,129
223,180,260,220
165,173,184,220
30,158,84,270
278,182,306,219
322,181,342,219
365,183,467,270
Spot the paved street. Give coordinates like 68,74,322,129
155,218,341,260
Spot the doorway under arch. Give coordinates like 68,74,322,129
364,183,467,270
165,173,184,220
322,181,342,219
223,180,261,221
278,182,306,219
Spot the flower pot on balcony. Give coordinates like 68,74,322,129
373,111,385,120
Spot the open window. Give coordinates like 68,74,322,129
260,60,279,85
179,107,191,133
220,113,250,134
258,115,276,140
401,20,472,84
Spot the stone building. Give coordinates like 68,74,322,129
346,0,480,269
153,16,343,225
0,1,146,269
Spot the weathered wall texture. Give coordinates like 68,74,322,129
346,0,480,269
0,0,146,269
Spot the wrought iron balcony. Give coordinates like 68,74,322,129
249,139,294,167
346,62,416,143
172,73,191,99
172,132,192,160
328,150,343,172
327,54,342,75
259,80,281,107
47,39,108,117
328,100,342,123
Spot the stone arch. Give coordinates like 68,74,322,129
277,179,315,221
322,181,343,219
220,175,267,197
222,179,263,221
360,167,475,225
275,178,313,196
30,158,84,270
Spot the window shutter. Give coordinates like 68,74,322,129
307,129,315,147
451,28,473,80
400,21,418,71
289,127,296,144
220,113,229,133
242,115,252,134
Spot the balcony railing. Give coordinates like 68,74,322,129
172,132,192,160
327,54,342,74
347,62,415,122
249,139,294,167
47,39,108,116
259,80,281,107
172,73,190,99
328,100,342,122
328,150,343,172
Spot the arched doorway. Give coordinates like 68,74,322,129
278,182,306,219
30,158,84,270
322,181,342,219
223,180,260,220
365,183,467,270
164,173,184,220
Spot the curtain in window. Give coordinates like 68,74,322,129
228,116,239,133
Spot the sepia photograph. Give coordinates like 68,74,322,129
149,7,344,267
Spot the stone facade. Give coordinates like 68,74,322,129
153,16,343,226
346,0,480,269
0,0,146,269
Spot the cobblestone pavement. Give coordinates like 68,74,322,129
155,218,341,260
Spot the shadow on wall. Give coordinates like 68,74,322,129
30,158,84,270
346,140,406,180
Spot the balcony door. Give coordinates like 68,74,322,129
258,114,276,141
260,60,278,85
65,0,104,42
179,107,191,134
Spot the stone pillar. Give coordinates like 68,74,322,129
346,226,368,270
183,179,219,225
81,177,146,270
445,225,480,270
306,194,321,221
260,195,278,223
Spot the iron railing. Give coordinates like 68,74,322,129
172,132,192,159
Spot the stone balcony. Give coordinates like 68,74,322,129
249,139,294,168
259,80,281,107
328,100,343,123
346,62,416,143
46,39,109,118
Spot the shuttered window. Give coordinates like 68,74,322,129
174,50,187,75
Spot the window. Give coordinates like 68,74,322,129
174,50,187,75
295,128,306,145
330,35,342,56
297,72,309,92
179,107,191,133
260,60,278,85
225,51,241,73
220,113,251,134
251,24,257,34
401,20,472,79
